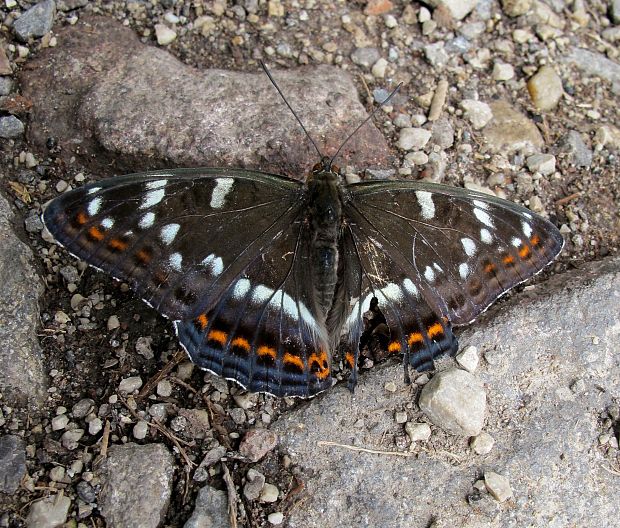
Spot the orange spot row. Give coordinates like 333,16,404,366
388,341,401,354
87,226,105,241
108,237,128,251
195,313,208,330
408,332,424,347
208,329,227,346
283,352,304,371
427,322,444,339
309,349,330,380
232,336,251,353
76,211,88,226
345,351,355,368
258,345,277,360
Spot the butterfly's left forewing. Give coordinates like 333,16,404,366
340,180,563,373
43,168,332,397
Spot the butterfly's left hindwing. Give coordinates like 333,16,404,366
43,168,333,397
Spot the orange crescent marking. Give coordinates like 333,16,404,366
502,254,515,265
135,248,152,265
530,234,540,246
427,322,444,339
408,332,424,347
283,352,305,371
257,345,277,359
518,244,531,259
484,262,496,274
345,351,355,367
195,313,208,330
309,349,330,379
231,336,251,352
76,211,89,225
388,341,402,353
207,329,227,346
88,226,105,241
108,238,129,251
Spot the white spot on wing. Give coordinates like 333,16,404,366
402,278,419,298
522,221,533,238
169,252,182,271
87,186,102,195
139,212,155,229
474,207,494,228
140,188,165,210
210,178,235,209
201,253,224,276
461,237,477,257
251,284,274,303
424,265,435,283
379,283,403,303
480,228,493,244
160,223,180,245
87,197,102,216
473,199,489,210
101,217,114,229
433,262,443,273
511,237,522,247
146,179,168,190
459,263,470,280
233,278,251,299
415,190,435,220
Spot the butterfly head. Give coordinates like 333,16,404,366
310,157,341,180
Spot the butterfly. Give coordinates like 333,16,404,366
42,67,564,398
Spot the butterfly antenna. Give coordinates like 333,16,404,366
330,83,402,167
260,60,323,160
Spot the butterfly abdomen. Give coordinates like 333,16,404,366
307,169,343,321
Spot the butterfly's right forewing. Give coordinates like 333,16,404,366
43,168,304,320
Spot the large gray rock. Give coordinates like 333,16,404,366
0,435,26,494
271,258,620,527
184,485,230,528
19,16,390,180
98,443,175,528
13,0,56,42
0,194,47,409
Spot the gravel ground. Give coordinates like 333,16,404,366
0,0,619,527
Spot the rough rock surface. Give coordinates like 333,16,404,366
0,194,47,408
97,443,175,528
271,258,620,527
19,16,391,179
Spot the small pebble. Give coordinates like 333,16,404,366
72,399,95,419
460,99,493,129
371,57,388,78
52,414,69,431
260,483,279,503
133,420,149,440
456,345,479,372
118,376,143,394
157,380,173,397
268,512,284,525
88,417,103,435
526,153,556,176
492,61,514,81
527,65,563,111
155,24,177,45
470,432,495,454
384,381,397,392
107,315,120,331
484,471,513,502
49,466,65,482
394,411,408,424
0,115,24,138
405,422,432,442
397,127,432,151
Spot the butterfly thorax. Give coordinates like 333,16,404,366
306,166,343,322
